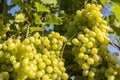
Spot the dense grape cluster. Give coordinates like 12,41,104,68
71,4,120,80
0,31,68,80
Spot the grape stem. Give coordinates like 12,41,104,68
109,41,120,51
61,32,77,59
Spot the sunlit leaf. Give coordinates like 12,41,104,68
100,0,106,6
41,0,57,5
110,5,120,22
30,27,44,33
15,13,25,23
109,17,120,36
44,13,62,25
33,13,42,24
34,2,49,12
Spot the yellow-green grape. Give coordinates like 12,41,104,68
38,62,46,69
46,66,53,74
77,34,84,40
61,73,69,80
80,46,86,53
82,37,89,43
107,75,115,80
83,70,89,76
83,54,89,60
93,55,100,62
78,53,84,58
42,74,49,80
76,10,81,16
0,51,4,57
89,71,95,77
91,48,98,55
88,31,96,37
86,42,93,48
72,38,79,46
84,28,90,33
87,58,94,65
82,63,90,70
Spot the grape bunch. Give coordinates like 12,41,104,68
71,4,120,80
0,31,68,80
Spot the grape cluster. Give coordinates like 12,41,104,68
71,4,120,80
0,31,68,80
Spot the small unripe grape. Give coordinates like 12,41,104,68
87,58,94,65
93,55,100,62
86,42,93,48
77,34,84,40
61,73,69,80
72,38,79,45
89,71,95,77
82,37,89,43
89,31,96,37
60,10,65,15
36,71,43,78
80,46,86,53
82,63,90,70
42,74,49,80
84,28,90,33
23,38,30,44
76,10,81,16
91,48,98,55
0,51,4,57
46,66,53,73
38,62,46,69
107,75,115,80
78,53,84,58
83,54,89,60
83,70,89,76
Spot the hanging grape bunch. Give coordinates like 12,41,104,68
0,31,68,80
71,4,120,80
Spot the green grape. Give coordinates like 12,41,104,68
88,31,96,37
86,41,93,48
76,10,82,16
83,70,89,76
107,75,115,80
38,62,46,69
83,54,89,60
89,71,95,77
42,74,49,80
82,63,90,70
91,48,98,55
36,71,43,78
23,66,31,73
87,58,94,65
61,73,69,80
93,55,100,62
80,46,86,53
46,66,53,73
0,51,4,57
22,38,30,45
78,53,84,58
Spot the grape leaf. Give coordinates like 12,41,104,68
34,2,49,12
33,13,42,24
30,27,44,33
44,13,62,25
15,13,25,23
110,5,120,22
100,0,106,6
41,0,57,5
109,17,120,36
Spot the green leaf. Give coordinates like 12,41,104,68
100,0,106,6
15,13,25,23
44,13,62,25
110,5,120,22
109,17,120,36
34,2,49,12
41,0,57,5
33,13,42,24
30,27,44,33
